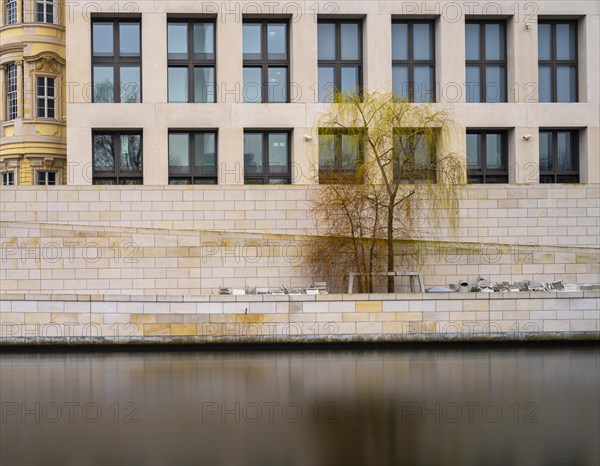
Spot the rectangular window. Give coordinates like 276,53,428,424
244,130,291,184
466,130,508,183
6,64,17,120
92,18,141,103
318,129,363,184
242,20,288,103
92,131,143,184
539,130,579,183
36,171,57,185
5,0,17,24
318,20,362,102
1,172,15,186
36,0,54,23
168,131,217,184
167,20,216,103
36,76,55,118
392,20,435,103
538,21,578,103
465,21,507,103
394,130,437,183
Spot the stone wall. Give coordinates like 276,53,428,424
0,292,598,344
0,185,598,294
1,185,598,245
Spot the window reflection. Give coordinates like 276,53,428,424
168,20,216,103
318,21,362,102
244,131,291,184
119,23,140,56
392,21,435,103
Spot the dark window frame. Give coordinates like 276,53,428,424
1,172,15,186
318,19,363,102
393,128,437,184
465,20,507,103
466,129,509,184
36,75,55,118
242,19,290,103
91,17,142,103
167,18,216,103
244,129,292,185
318,128,365,184
538,20,578,103
92,130,143,185
36,170,57,185
36,0,54,23
168,130,218,185
539,129,580,183
391,20,436,103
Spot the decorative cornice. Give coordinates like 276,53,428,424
24,52,66,72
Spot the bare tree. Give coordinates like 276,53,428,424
307,91,464,293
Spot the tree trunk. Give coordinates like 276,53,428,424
387,204,395,293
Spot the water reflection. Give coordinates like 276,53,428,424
1,347,598,466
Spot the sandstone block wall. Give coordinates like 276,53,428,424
0,185,598,294
1,293,598,343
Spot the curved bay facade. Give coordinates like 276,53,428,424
1,0,66,185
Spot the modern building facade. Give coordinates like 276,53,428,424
61,0,599,186
0,1,598,295
0,0,66,185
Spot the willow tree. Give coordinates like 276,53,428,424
307,91,463,293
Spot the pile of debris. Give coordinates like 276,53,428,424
218,283,328,296
427,277,584,293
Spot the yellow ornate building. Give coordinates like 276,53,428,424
0,0,66,185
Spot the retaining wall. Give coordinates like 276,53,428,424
1,292,598,345
0,184,598,293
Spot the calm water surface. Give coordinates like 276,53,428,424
1,346,598,466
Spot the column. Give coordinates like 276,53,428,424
291,11,317,184
16,0,23,22
218,127,243,185
142,13,166,104
143,127,168,185
23,0,35,23
437,17,465,104
217,13,243,104
16,61,23,118
216,13,243,185
364,14,392,92
509,15,537,104
291,8,317,103
0,65,6,121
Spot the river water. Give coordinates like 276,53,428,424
1,346,598,466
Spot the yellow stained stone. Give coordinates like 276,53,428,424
131,314,157,324
356,301,383,313
143,324,171,336
395,312,423,321
236,314,264,324
170,324,197,336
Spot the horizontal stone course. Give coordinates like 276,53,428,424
0,293,597,343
